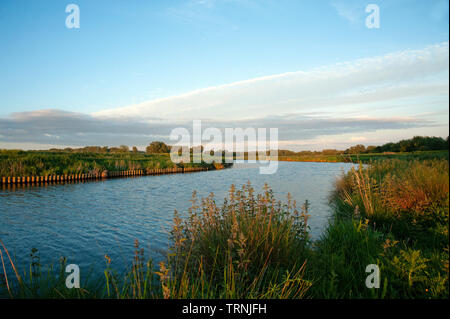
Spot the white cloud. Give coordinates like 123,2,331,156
350,136,367,142
1,43,448,150
93,42,449,124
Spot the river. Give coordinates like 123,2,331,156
0,161,355,275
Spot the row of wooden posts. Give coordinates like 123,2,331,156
0,166,208,185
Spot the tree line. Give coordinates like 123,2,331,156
19,135,448,156
277,136,449,156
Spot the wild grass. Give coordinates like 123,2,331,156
308,158,449,298
161,182,312,298
0,150,226,177
277,150,449,164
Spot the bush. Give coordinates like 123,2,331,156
146,142,170,154
159,182,312,298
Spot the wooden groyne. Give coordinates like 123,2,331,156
0,166,209,186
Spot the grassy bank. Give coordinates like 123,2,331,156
1,158,448,298
307,158,449,298
277,150,449,164
0,150,230,177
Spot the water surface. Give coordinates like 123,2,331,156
0,161,355,274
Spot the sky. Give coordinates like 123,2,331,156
0,0,448,151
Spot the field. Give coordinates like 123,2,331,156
277,150,449,163
0,150,227,178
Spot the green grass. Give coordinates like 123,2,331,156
0,150,229,177
307,158,449,298
277,150,449,164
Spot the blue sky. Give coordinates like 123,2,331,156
0,0,448,150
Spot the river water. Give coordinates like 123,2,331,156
0,161,355,275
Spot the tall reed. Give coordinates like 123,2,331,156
159,182,312,298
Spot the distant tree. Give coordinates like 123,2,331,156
322,149,341,155
365,146,377,153
345,144,366,154
278,149,297,156
132,146,138,154
374,136,448,153
146,141,170,154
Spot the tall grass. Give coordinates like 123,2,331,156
278,150,449,164
309,159,449,298
0,150,228,177
161,182,312,298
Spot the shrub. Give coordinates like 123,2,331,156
159,182,312,298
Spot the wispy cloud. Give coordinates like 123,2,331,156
0,43,448,150
93,42,448,122
0,109,434,149
331,0,365,24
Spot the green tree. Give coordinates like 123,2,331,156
146,141,170,154
345,144,366,154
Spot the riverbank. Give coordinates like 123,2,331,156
306,158,449,298
0,149,232,177
276,150,449,164
0,158,448,298
0,166,220,187
0,150,232,186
